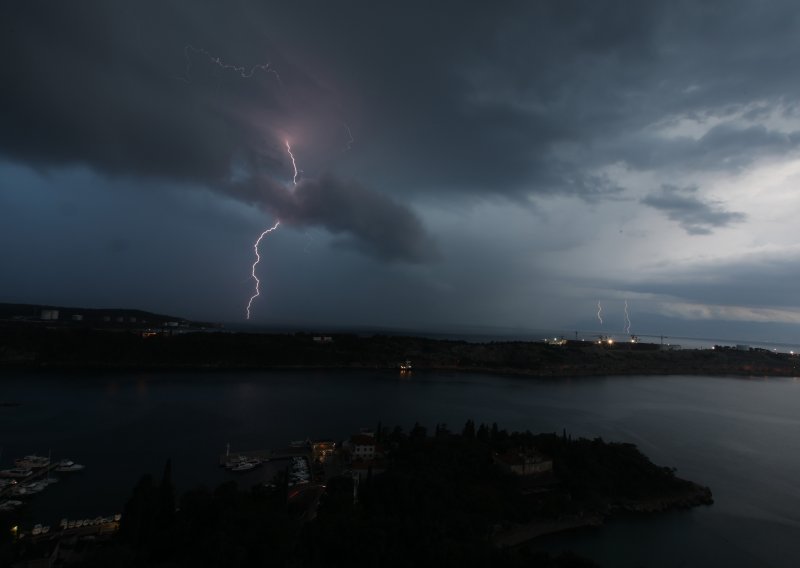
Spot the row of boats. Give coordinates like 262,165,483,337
1,477,58,496
0,455,86,478
0,454,86,512
22,514,122,538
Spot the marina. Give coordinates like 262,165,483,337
0,455,84,511
218,445,312,468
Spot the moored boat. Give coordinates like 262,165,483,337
55,459,85,472
0,468,33,479
225,455,261,471
230,460,259,472
21,480,48,494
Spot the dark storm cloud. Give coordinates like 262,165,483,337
247,0,800,201
617,123,800,174
626,253,800,310
228,175,438,263
0,2,434,263
641,185,745,235
3,1,800,232
288,177,438,263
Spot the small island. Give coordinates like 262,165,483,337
4,422,712,567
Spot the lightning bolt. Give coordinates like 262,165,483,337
246,221,281,320
179,47,350,320
246,141,301,319
285,140,299,186
597,301,603,326
623,299,631,334
181,45,283,85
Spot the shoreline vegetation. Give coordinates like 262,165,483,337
3,423,712,567
1,326,799,377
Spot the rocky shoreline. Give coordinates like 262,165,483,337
493,478,713,547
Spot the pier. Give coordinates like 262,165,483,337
218,446,312,467
0,463,58,499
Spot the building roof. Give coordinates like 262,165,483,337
350,434,377,446
494,449,551,466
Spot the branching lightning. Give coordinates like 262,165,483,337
623,299,632,334
246,221,281,320
246,140,301,318
597,301,604,326
181,45,283,85
179,45,353,320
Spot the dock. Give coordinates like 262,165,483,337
219,446,311,467
0,463,58,499
14,515,121,546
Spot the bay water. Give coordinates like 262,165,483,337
2,370,799,567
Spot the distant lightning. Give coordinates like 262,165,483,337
624,300,632,334
181,45,283,85
597,301,604,325
303,231,315,254
246,221,281,320
342,122,354,152
285,140,299,185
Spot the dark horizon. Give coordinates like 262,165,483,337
5,299,800,354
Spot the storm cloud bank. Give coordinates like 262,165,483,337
229,174,438,263
6,1,800,333
0,2,436,264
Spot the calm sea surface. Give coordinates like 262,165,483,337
2,370,800,567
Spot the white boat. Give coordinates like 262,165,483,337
0,468,33,479
226,456,260,470
22,480,48,494
0,479,17,488
230,461,258,472
55,460,85,472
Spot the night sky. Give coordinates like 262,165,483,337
3,1,800,341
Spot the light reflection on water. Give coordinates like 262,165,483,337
1,370,800,567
